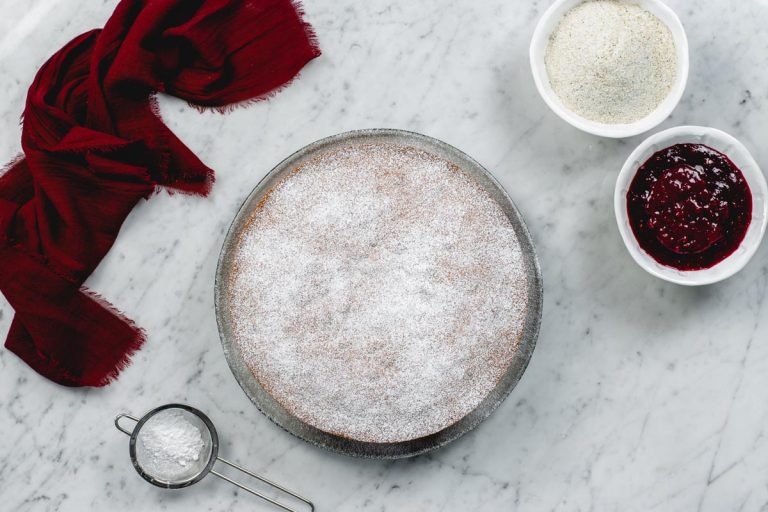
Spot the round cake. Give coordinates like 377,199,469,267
225,142,529,444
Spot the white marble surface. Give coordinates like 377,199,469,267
1,0,768,510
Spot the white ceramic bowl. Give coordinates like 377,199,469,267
615,126,768,286
530,0,689,139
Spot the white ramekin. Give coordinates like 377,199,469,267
530,0,689,139
615,126,768,286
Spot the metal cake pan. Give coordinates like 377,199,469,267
214,129,543,459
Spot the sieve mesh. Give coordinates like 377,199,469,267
127,405,218,488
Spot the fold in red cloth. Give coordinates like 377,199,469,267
0,0,320,387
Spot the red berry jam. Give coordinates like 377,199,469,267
627,143,752,271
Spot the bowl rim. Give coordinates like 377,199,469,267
529,0,690,139
614,125,768,286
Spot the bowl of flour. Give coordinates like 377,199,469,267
530,0,689,138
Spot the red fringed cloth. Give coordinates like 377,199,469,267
0,0,320,387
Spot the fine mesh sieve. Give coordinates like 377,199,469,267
115,403,313,511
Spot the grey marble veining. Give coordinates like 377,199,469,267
1,0,768,510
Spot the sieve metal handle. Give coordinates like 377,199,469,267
114,413,140,436
210,457,314,512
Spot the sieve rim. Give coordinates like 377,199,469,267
128,403,219,489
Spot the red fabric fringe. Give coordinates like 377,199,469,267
0,0,320,387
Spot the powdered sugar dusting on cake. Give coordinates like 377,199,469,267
226,143,528,443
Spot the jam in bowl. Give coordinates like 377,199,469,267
615,126,768,286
